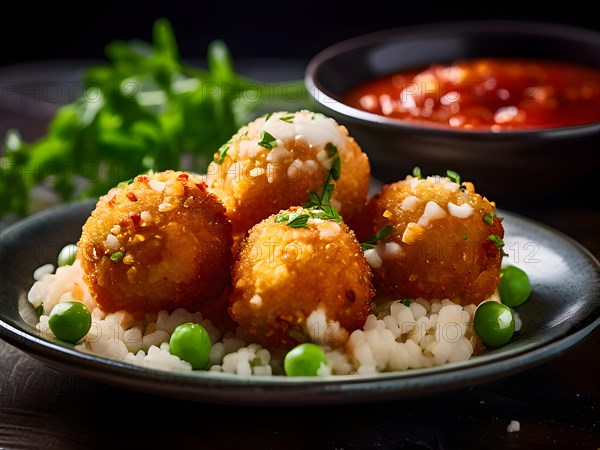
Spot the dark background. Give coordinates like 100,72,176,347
1,1,598,67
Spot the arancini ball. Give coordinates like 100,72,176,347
78,170,233,314
366,171,504,304
229,206,374,349
206,110,370,245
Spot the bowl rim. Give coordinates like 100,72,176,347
305,19,600,138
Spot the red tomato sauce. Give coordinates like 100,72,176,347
342,59,600,131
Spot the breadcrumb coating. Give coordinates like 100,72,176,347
367,174,504,304
78,170,233,314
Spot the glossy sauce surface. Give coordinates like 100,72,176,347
343,59,600,131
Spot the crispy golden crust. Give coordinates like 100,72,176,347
229,208,374,349
78,170,233,314
368,175,504,304
206,112,370,246
333,132,371,222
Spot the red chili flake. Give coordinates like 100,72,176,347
130,213,141,226
177,173,189,182
195,182,208,191
126,192,138,202
108,195,117,207
137,175,149,184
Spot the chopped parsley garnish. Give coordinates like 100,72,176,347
264,113,272,121
310,205,342,222
325,142,337,157
275,207,341,228
35,305,44,317
360,225,393,252
274,214,287,223
299,142,342,222
258,130,278,150
289,328,311,343
117,177,135,188
483,212,496,226
275,212,310,228
412,166,422,179
215,130,249,164
215,143,230,165
401,299,412,307
279,114,294,123
286,214,310,228
446,169,461,185
488,234,505,248
462,234,468,241
330,156,341,181
489,234,508,256
110,251,124,262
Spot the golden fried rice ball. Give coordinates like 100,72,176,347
206,110,370,244
366,173,504,304
229,207,374,349
78,170,233,314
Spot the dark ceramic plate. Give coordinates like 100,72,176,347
0,200,599,405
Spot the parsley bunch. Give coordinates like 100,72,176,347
0,18,307,219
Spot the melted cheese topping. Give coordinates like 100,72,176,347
262,111,344,167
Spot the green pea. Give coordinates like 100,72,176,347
498,265,531,307
284,343,328,376
48,301,92,343
169,323,211,369
57,244,78,267
474,301,515,348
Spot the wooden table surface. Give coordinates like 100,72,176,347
1,61,598,450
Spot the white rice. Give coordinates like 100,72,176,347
28,262,490,377
321,298,476,375
507,420,521,433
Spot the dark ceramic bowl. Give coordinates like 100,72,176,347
305,21,600,205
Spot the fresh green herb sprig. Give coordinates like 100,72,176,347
0,18,309,219
257,131,278,150
275,142,344,229
298,142,342,222
360,225,393,252
274,212,311,228
215,141,231,165
302,145,341,204
275,205,343,228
